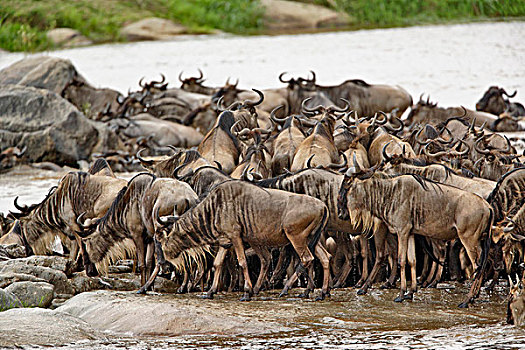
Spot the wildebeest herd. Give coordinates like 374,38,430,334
1,71,525,323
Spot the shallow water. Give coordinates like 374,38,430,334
0,22,523,107
1,22,525,348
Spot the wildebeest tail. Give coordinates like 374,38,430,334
416,235,443,266
308,206,328,253
476,208,494,275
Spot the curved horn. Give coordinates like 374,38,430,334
501,88,517,98
278,72,291,84
415,127,428,145
230,120,241,135
499,135,512,154
196,68,204,82
243,89,264,108
450,139,470,157
504,221,516,233
167,145,180,155
301,97,324,114
328,98,351,113
136,148,155,166
385,112,404,133
382,141,393,163
423,142,448,158
326,152,348,170
474,136,490,155
178,71,184,83
138,77,145,88
306,154,315,168
270,105,287,124
226,101,242,111
216,96,225,113
14,196,29,213
309,70,316,83
374,111,388,125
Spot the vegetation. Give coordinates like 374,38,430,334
0,0,523,52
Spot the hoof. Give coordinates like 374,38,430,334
136,288,147,295
240,295,251,302
315,294,325,301
298,292,310,298
176,287,185,294
394,295,404,303
404,293,414,301
458,302,469,308
200,293,214,300
278,291,288,298
357,288,367,295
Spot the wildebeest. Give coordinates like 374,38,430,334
476,86,525,118
151,180,331,301
79,173,198,284
337,161,493,307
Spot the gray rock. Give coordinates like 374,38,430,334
0,256,74,276
5,281,54,308
0,56,80,94
47,28,92,48
0,272,47,289
70,274,108,294
121,17,188,41
0,244,26,260
107,265,133,274
0,56,122,118
0,85,116,166
0,288,22,311
0,308,101,347
0,261,74,295
153,276,180,293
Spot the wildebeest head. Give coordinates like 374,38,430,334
507,275,525,326
179,69,205,91
211,77,241,106
476,86,516,116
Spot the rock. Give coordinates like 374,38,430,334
0,56,122,118
0,261,74,295
0,244,26,260
121,17,188,41
5,281,54,308
0,288,22,310
0,85,111,166
0,272,47,289
261,0,354,31
0,56,81,94
107,265,133,274
47,28,92,48
102,274,141,291
0,308,101,347
153,276,180,293
57,290,285,336
0,256,74,276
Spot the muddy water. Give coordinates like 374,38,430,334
0,22,523,107
1,22,525,348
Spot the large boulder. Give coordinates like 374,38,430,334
5,281,54,308
0,308,101,347
0,85,117,166
0,272,47,289
0,256,74,276
262,0,354,30
0,56,121,117
121,17,188,41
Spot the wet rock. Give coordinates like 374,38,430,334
262,0,354,31
47,28,92,48
0,288,22,310
121,17,188,41
0,261,74,295
0,85,116,166
5,281,54,308
57,290,283,336
0,272,47,289
0,308,101,347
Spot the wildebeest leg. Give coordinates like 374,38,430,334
356,235,369,288
133,235,147,286
332,235,353,288
269,246,291,286
427,242,446,288
231,236,253,301
145,242,154,282
382,233,398,289
204,246,228,299
394,227,411,303
406,235,417,300
419,254,431,286
178,268,190,294
314,243,332,300
137,263,160,294
358,224,388,295
253,246,271,295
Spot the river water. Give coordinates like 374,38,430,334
1,22,525,348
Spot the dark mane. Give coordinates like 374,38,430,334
88,158,111,175
486,166,525,205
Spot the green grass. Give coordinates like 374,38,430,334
0,0,523,52
0,0,264,52
333,0,525,27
